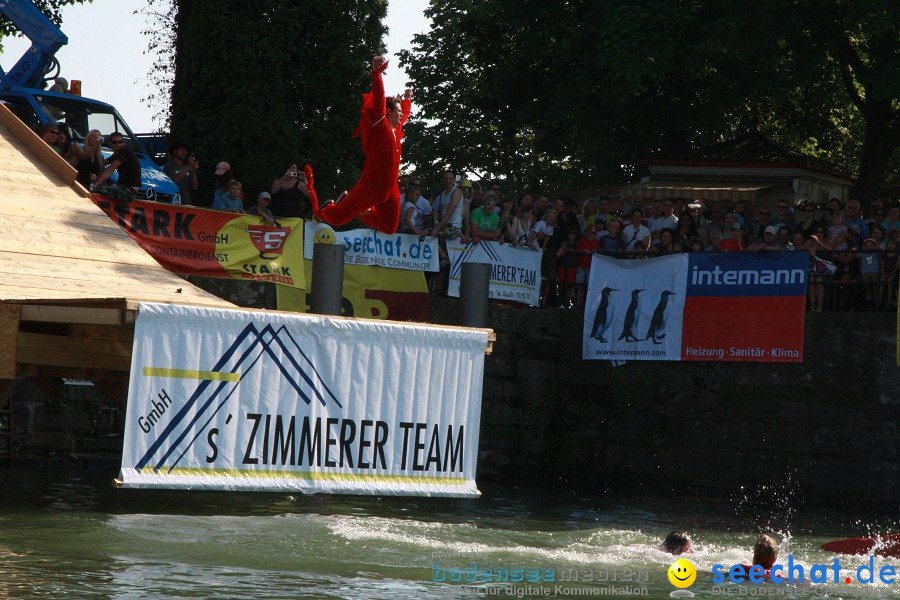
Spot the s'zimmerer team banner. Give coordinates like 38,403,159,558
92,195,306,289
304,222,439,272
447,241,542,306
119,303,487,497
583,253,808,362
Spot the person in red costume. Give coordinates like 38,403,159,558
314,54,413,234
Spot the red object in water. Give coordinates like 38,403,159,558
821,534,900,557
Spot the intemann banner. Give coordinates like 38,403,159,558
92,195,306,289
304,222,439,272
447,241,542,306
583,252,808,362
119,303,487,497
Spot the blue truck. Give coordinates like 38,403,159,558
0,0,181,203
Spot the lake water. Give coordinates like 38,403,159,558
1,467,898,599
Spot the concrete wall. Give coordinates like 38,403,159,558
430,299,900,507
6,282,899,507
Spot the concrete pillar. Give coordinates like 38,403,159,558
309,244,345,315
460,262,490,327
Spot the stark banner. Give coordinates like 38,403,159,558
92,195,306,288
583,253,808,362
447,241,542,306
119,303,487,496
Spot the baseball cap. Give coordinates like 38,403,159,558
215,161,231,175
459,179,473,189
257,191,271,200
764,226,777,235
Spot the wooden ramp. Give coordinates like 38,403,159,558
0,103,494,458
0,102,234,396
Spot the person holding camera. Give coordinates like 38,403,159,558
75,129,104,190
270,160,312,219
164,142,199,205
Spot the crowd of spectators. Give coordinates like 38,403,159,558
32,124,899,312
386,172,899,312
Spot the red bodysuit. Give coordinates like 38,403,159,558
314,61,411,234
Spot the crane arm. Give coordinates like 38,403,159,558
0,0,68,90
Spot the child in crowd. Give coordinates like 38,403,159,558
215,180,245,213
529,209,557,251
827,211,849,248
555,227,580,308
857,238,880,308
248,192,279,227
598,219,624,254
574,225,601,307
212,162,236,208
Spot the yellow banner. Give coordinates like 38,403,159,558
214,216,306,289
276,260,429,321
91,197,306,289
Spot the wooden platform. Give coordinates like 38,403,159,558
0,103,235,383
0,103,493,392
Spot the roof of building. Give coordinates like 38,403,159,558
641,131,856,180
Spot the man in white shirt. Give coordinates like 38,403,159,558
623,209,652,253
649,199,678,237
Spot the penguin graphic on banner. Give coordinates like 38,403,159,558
645,290,675,344
589,287,617,342
582,254,687,361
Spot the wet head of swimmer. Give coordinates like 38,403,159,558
662,531,693,556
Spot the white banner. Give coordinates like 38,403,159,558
447,241,542,306
119,303,486,497
582,254,688,361
304,222,439,272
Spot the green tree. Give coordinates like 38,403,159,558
138,0,176,131
401,0,899,201
168,0,386,204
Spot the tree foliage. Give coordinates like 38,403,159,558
400,0,898,201
168,0,386,204
0,0,91,42
138,0,176,131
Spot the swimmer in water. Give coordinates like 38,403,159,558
752,534,779,570
662,531,693,555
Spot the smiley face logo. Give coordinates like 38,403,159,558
668,558,696,588
314,227,336,245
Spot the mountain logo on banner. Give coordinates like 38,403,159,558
449,240,501,280
136,322,340,474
